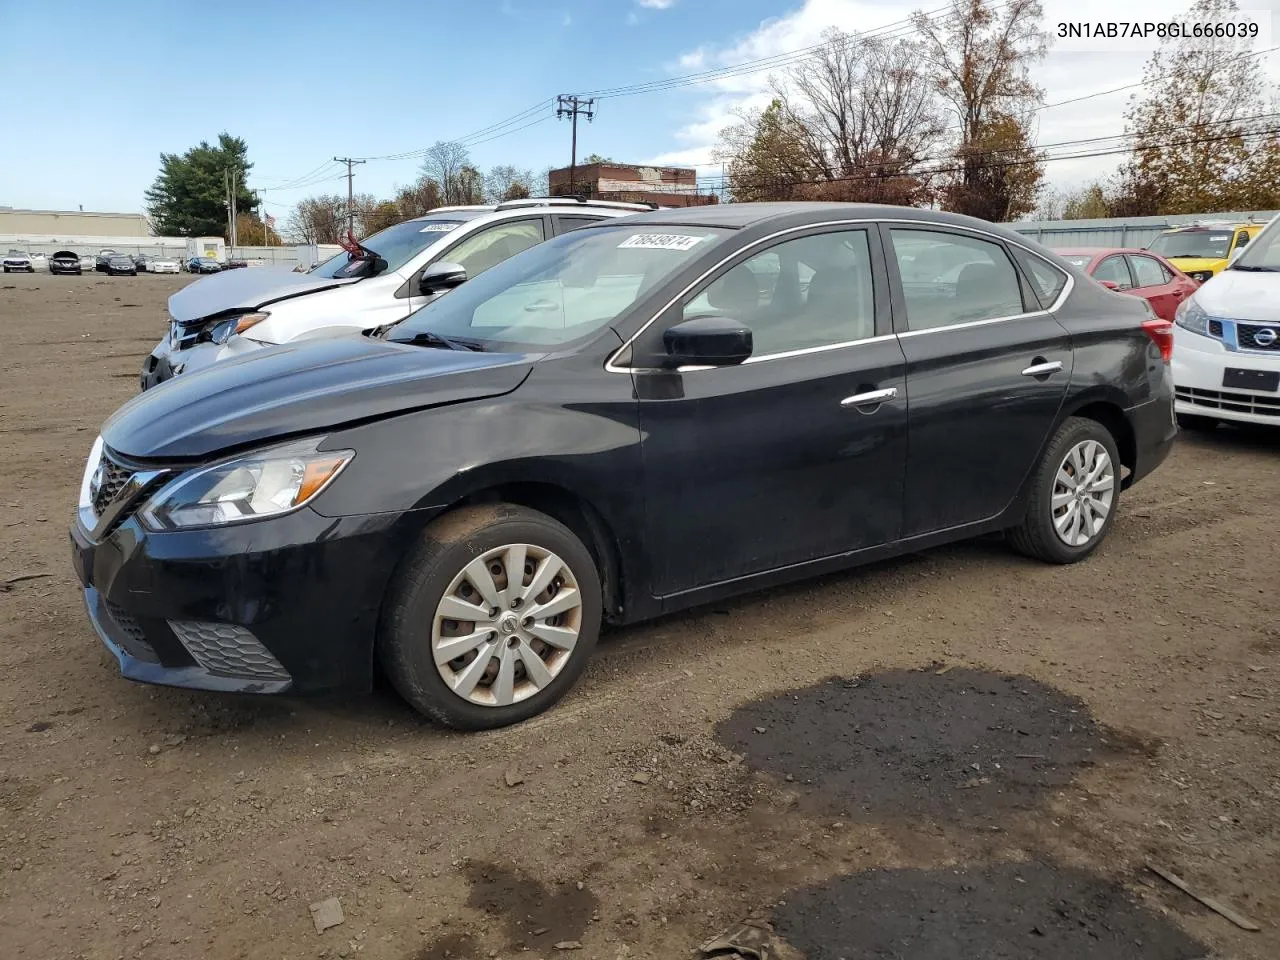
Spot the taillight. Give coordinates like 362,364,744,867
1142,318,1174,363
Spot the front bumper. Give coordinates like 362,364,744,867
1173,327,1280,425
70,504,417,696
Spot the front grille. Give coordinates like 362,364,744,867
101,475,166,537
168,620,290,681
1177,386,1280,418
103,600,159,662
1208,319,1224,338
92,457,132,515
90,453,167,535
1236,323,1280,352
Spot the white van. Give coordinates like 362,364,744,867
141,199,649,390
1172,214,1280,427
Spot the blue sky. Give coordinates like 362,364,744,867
0,0,781,214
3,0,1277,217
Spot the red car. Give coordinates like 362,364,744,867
1054,247,1199,322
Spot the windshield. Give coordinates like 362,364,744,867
387,224,729,349
1060,254,1093,268
1230,218,1280,270
309,218,470,279
1147,230,1231,259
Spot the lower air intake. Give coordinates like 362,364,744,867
168,620,290,681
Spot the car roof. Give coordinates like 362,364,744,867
602,201,1044,244
1054,247,1153,257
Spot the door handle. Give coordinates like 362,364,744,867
841,387,898,408
1021,360,1063,377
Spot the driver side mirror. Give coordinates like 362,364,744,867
662,316,752,368
419,261,467,295
1098,280,1120,291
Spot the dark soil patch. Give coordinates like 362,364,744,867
773,861,1206,960
463,861,597,948
412,932,480,960
718,668,1119,822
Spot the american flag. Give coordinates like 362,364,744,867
265,213,276,228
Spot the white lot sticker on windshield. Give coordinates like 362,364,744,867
618,233,705,251
420,223,459,233
1209,235,1230,241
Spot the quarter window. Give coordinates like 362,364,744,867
444,219,545,278
683,230,875,355
1093,256,1133,290
1012,249,1068,308
889,229,1025,330
1129,255,1168,288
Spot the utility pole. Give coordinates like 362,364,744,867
230,167,238,251
334,156,366,238
224,169,232,244
556,95,595,197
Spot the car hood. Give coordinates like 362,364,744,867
102,336,536,460
3,252,30,260
1163,256,1223,274
1194,269,1280,323
167,267,362,324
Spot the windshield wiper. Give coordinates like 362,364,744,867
1229,263,1279,272
400,330,486,352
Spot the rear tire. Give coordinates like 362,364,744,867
1176,413,1217,432
1008,416,1121,564
379,504,602,730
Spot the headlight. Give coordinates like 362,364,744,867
1174,298,1209,336
139,439,353,530
208,311,269,345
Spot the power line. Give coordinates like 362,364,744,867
699,118,1280,193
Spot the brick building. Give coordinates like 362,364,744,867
548,162,716,207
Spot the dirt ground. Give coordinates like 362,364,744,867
1,271,1277,960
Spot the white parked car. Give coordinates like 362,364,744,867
1173,214,1280,428
150,258,180,274
2,249,34,273
140,198,652,389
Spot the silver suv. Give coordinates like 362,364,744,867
141,198,652,390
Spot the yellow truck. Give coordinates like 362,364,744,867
1145,220,1265,282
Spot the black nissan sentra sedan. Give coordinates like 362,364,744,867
71,203,1175,729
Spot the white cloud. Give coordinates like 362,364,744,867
659,0,1280,191
638,0,677,8
562,11,572,26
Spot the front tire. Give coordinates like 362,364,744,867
1008,416,1121,564
379,504,602,730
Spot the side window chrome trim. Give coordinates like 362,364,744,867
895,310,1048,339
606,217,1073,373
658,333,899,374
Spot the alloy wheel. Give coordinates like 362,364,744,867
1051,439,1115,547
431,543,583,707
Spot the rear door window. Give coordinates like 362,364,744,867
888,229,1026,331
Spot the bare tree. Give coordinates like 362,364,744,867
421,141,476,206
287,194,345,244
716,30,945,204
485,165,536,203
913,0,1048,219
782,29,947,191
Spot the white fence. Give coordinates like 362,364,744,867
0,237,344,271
